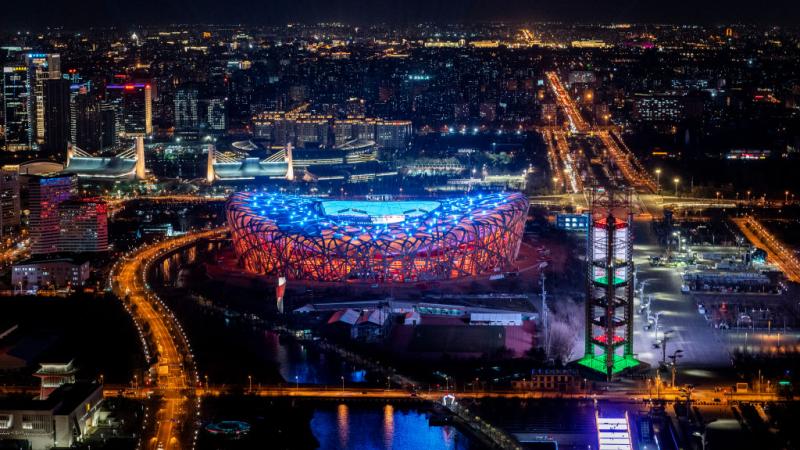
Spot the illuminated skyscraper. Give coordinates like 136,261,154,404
0,169,20,236
27,174,76,255
57,198,108,253
25,53,61,147
2,65,31,151
375,120,413,151
105,82,152,136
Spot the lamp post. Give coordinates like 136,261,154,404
669,349,684,387
655,169,661,193
652,311,663,342
248,375,252,393
660,330,673,366
673,178,680,197
785,190,790,204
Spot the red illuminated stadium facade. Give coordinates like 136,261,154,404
226,192,529,283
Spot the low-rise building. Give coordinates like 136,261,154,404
512,370,584,392
12,257,91,292
0,382,103,450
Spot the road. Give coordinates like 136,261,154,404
732,216,800,282
545,71,590,133
96,384,777,406
111,227,226,450
542,128,584,194
544,71,657,194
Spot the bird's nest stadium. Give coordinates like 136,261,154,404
226,192,529,283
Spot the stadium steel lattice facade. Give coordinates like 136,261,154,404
226,192,529,282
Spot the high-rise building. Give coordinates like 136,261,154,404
70,90,101,152
296,118,329,147
334,120,356,146
174,87,199,131
375,120,412,151
3,65,32,151
105,82,152,136
42,78,71,156
99,101,119,150
207,98,226,132
71,87,118,153
25,53,61,147
345,97,366,118
632,93,683,123
28,174,75,255
0,169,20,235
57,198,108,253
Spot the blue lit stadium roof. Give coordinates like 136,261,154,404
232,191,523,236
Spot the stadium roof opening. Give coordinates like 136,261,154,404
320,200,441,224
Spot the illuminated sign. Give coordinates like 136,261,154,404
556,213,589,231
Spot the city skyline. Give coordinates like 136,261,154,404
2,17,800,450
2,0,800,28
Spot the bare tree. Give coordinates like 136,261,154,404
545,298,582,363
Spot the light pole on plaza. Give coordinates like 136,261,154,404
673,178,680,197
655,168,661,193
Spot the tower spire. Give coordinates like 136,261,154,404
285,142,295,181
206,144,216,183
134,136,146,180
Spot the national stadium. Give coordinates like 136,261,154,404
226,192,529,283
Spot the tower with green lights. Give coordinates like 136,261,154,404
577,188,640,379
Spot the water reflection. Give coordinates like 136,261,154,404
337,404,349,448
311,404,470,450
263,331,369,385
383,404,394,450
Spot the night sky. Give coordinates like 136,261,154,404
1,0,799,28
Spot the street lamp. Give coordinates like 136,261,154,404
652,311,663,342
669,349,684,387
655,169,661,193
341,376,345,392
785,190,790,204
673,178,680,197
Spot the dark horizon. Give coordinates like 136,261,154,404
2,0,800,29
